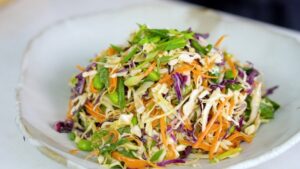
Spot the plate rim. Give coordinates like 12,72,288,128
15,1,300,169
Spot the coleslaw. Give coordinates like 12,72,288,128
55,25,280,168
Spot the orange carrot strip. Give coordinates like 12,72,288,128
193,101,226,148
84,102,105,123
209,116,223,159
159,74,173,86
227,131,253,143
184,119,193,131
214,35,227,48
143,62,156,77
85,150,99,160
202,74,219,79
69,149,79,155
107,47,117,56
174,63,193,73
228,97,235,115
160,113,168,147
66,100,73,120
109,129,120,143
112,151,149,169
76,65,85,71
166,144,177,160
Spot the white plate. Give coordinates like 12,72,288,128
16,1,300,169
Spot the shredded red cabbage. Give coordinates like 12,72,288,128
157,159,185,166
172,73,183,101
194,33,209,39
246,68,259,85
54,120,73,133
236,116,244,131
72,73,86,96
181,146,192,159
263,85,279,97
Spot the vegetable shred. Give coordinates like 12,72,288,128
55,25,280,168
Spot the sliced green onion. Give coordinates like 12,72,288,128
124,75,144,87
99,67,109,89
146,71,160,82
131,115,138,126
118,77,125,109
122,47,138,63
108,91,119,105
93,73,103,90
211,147,242,163
150,149,164,162
110,44,123,53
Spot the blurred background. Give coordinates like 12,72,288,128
182,0,300,31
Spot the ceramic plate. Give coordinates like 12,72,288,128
16,1,300,169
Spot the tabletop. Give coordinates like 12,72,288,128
0,0,299,168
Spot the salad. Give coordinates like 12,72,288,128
55,25,280,168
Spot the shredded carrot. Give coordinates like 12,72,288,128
214,35,227,48
85,150,99,160
178,139,193,146
183,119,193,130
202,79,208,88
112,151,149,169
225,54,238,78
107,47,117,56
193,101,226,148
143,62,156,77
209,116,223,159
174,63,193,73
166,144,177,160
202,74,219,79
228,97,235,115
227,131,253,143
205,58,216,71
158,74,173,86
66,100,73,120
69,149,79,155
76,65,85,71
127,136,144,147
160,113,168,147
84,102,105,123
109,129,120,143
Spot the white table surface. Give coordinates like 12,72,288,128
1,0,299,168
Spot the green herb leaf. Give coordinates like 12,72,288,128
259,97,280,119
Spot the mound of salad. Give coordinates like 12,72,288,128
55,25,280,169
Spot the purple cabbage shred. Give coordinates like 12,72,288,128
157,159,185,167
54,120,73,133
263,85,279,97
